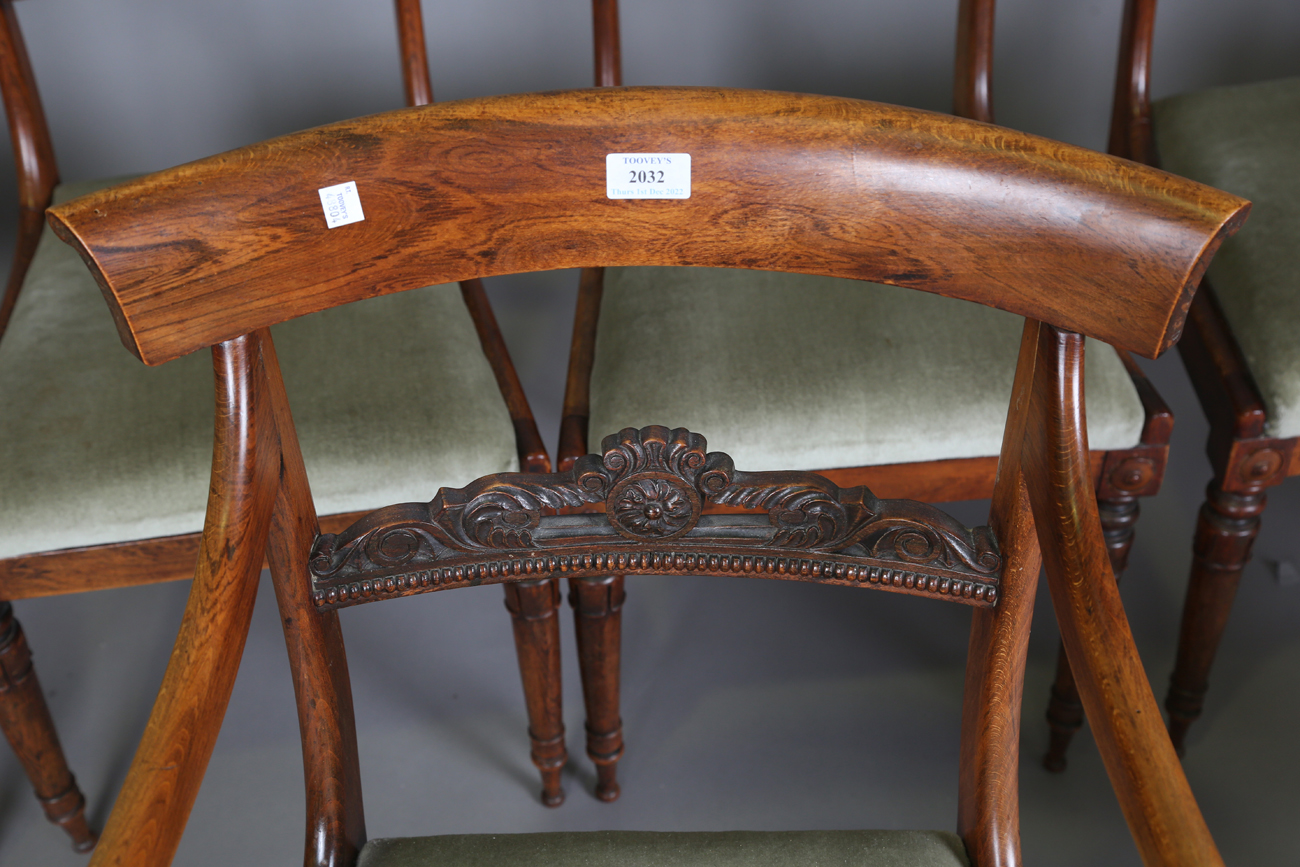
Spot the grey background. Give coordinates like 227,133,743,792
0,1,1298,865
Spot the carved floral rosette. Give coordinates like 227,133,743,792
309,426,1002,609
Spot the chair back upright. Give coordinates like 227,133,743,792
954,0,995,122
391,0,550,472
0,0,60,338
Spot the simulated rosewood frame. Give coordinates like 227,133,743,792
46,84,1245,867
0,0,558,852
563,0,1179,785
1044,0,1300,767
74,320,1227,867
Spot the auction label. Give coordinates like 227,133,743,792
606,154,690,199
318,181,365,228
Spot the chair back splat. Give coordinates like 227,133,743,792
49,89,1248,867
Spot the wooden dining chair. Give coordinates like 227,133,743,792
49,85,1244,867
1048,0,1299,760
561,0,1182,794
0,0,558,852
390,0,569,807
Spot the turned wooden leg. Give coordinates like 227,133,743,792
1043,496,1138,771
0,602,96,852
504,578,567,806
1165,480,1264,754
568,575,625,802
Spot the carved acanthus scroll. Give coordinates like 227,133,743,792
310,426,1001,609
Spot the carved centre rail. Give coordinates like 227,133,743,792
309,426,1002,610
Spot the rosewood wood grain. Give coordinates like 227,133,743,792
48,88,1249,366
1,0,550,857
1025,323,1222,867
504,579,568,807
1042,344,1169,769
52,79,1247,864
260,330,366,866
954,0,995,123
392,0,550,470
568,574,625,801
0,601,96,851
957,320,1042,867
88,334,279,867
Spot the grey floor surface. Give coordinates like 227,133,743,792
1,269,1297,866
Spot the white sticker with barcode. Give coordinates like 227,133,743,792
318,181,365,228
606,153,691,199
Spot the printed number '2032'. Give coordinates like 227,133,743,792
606,153,689,199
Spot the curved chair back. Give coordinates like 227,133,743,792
49,88,1248,867
52,88,1244,364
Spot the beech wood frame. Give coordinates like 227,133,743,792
0,0,557,850
560,0,1182,785
1044,0,1300,766
47,84,1244,867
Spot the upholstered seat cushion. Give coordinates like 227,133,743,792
588,267,1144,471
1153,76,1300,438
357,830,969,867
0,178,518,560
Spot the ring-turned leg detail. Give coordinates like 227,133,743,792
504,579,567,806
0,602,97,852
569,574,625,802
1166,481,1263,755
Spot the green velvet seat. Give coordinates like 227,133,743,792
356,830,970,867
589,267,1145,472
1153,76,1300,439
0,178,518,560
